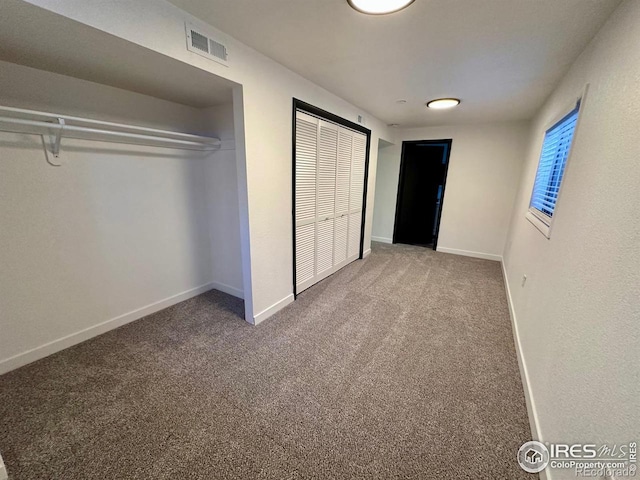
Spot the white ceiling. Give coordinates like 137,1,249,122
168,0,620,127
0,0,235,108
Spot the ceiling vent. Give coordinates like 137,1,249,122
185,22,228,66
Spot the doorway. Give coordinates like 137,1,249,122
393,140,452,249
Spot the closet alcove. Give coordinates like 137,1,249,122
0,2,245,367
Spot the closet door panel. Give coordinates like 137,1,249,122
349,132,367,213
334,214,349,265
335,129,352,215
317,121,337,218
347,131,366,259
334,127,353,268
348,212,361,258
296,223,315,287
317,218,334,276
295,113,318,223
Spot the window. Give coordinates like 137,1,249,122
527,100,580,237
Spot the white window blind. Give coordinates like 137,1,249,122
529,101,580,223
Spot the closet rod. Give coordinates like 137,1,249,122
0,105,221,153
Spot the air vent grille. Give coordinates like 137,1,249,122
190,30,209,53
185,23,228,66
209,38,227,61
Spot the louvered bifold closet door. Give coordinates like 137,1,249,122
295,110,367,294
348,131,367,259
295,112,318,291
316,120,338,277
333,128,352,267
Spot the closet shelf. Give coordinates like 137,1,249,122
0,105,221,156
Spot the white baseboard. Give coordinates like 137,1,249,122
371,236,393,244
437,246,502,262
363,248,372,258
501,261,544,454
211,280,244,299
0,451,7,480
253,293,294,325
0,282,215,375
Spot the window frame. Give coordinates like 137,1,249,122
526,85,588,239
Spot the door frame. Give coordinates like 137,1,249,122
392,139,453,250
291,98,372,297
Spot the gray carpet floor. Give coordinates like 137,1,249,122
0,242,534,479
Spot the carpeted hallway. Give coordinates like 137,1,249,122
0,242,533,479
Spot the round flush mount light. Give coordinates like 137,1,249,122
348,0,415,15
426,98,461,109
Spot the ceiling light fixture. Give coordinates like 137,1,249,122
347,0,415,15
426,98,461,109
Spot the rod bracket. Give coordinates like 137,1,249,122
50,118,65,157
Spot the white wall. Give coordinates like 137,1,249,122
20,0,393,324
372,123,529,260
0,61,239,373
203,104,244,298
503,1,639,474
371,141,398,244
